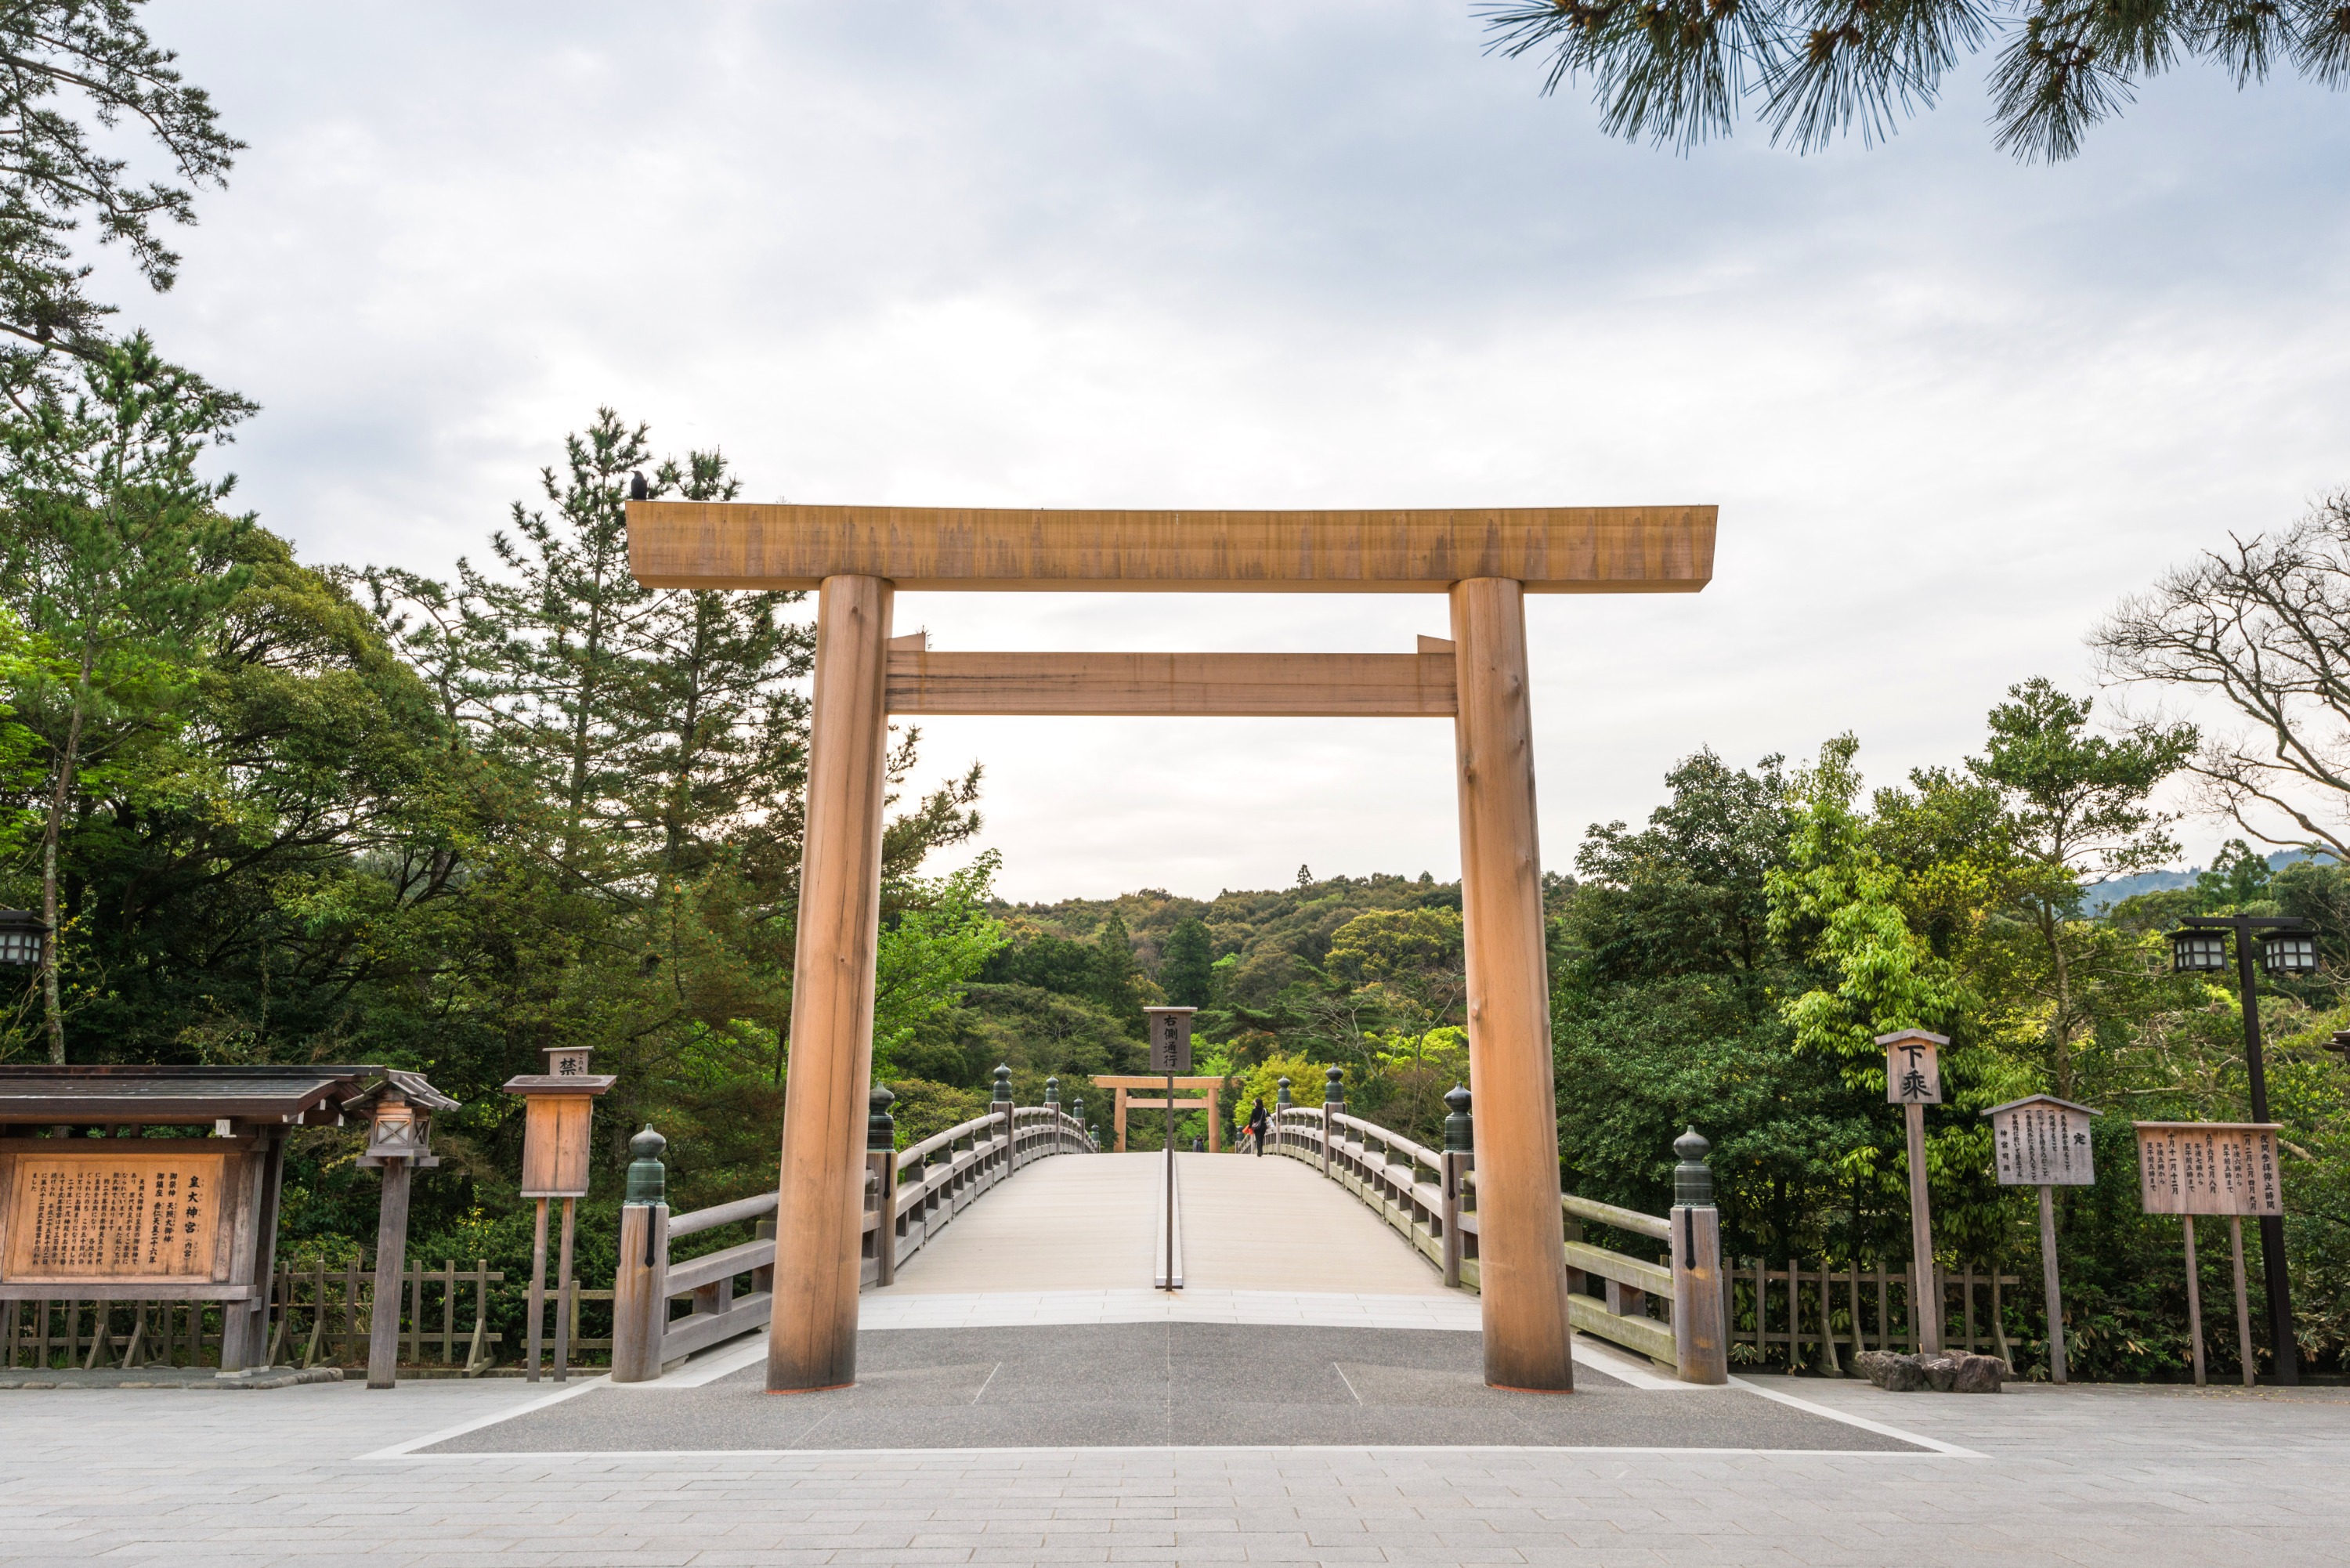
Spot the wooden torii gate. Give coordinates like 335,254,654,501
1093,1074,1224,1151
628,501,1717,1395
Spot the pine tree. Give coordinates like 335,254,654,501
0,7,244,401
1093,912,1145,1034
469,408,661,882
1480,1,2350,162
621,449,812,890
1160,916,1214,1009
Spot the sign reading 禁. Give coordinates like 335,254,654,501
2134,1122,2284,1216
1985,1096,2098,1187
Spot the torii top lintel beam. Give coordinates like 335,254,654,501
627,502,1716,594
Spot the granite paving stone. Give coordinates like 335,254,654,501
2,1369,2346,1566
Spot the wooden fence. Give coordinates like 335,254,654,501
611,1097,1094,1381
3,1258,507,1375
1726,1259,2021,1372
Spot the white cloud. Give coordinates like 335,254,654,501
128,1,2350,898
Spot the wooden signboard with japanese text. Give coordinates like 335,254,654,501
1144,1008,1195,1075
1885,1035,1942,1105
0,1151,230,1284
1990,1101,2096,1187
519,1095,595,1198
2135,1122,2283,1216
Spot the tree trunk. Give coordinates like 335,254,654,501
38,644,93,1065
2043,903,2074,1101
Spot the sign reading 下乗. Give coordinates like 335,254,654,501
2,1153,224,1282
1882,1034,1942,1105
2134,1122,2283,1216
1986,1097,2098,1187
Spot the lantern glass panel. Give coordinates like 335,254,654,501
2261,934,2318,974
0,911,44,967
2170,931,2229,972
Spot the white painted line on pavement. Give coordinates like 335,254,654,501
355,1374,609,1461
1569,1331,1697,1391
375,1440,1968,1462
1730,1375,1986,1457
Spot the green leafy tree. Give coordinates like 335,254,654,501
870,852,1010,1076
0,333,250,1059
1480,0,2350,161
1767,735,1970,1068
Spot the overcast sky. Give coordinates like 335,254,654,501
134,2,2350,901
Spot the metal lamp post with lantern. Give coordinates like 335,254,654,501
0,909,49,971
2167,915,2314,1385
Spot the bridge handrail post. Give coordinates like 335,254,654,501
1441,1086,1473,1288
869,1087,898,1287
992,1064,1015,1177
611,1126,671,1384
1670,1128,1728,1386
1321,1067,1343,1176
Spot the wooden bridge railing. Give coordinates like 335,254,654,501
610,1070,1094,1382
1267,1073,1730,1383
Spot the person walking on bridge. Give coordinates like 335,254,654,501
1245,1096,1267,1157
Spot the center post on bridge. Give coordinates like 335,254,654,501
623,502,1716,1396
1144,1006,1196,1292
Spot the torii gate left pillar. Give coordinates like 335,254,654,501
630,501,1717,1394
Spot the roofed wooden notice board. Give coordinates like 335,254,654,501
0,1064,458,1375
2,1147,232,1287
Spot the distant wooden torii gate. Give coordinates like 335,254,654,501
628,501,1717,1394
1093,1075,1224,1151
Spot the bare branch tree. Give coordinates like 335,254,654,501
2092,492,2350,862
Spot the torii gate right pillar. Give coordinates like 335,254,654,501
1452,577,1574,1392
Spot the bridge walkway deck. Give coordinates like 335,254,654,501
883,1150,1454,1295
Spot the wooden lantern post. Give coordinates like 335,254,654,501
1982,1094,2100,1382
504,1044,616,1383
2135,1121,2284,1386
1878,1029,1946,1355
353,1074,457,1390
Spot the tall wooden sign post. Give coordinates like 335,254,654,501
2136,1121,2283,1386
629,500,1716,1393
1878,1029,1945,1355
1982,1094,2099,1383
1144,1007,1194,1292
504,1044,616,1383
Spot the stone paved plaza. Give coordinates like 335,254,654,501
3,1357,2345,1566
